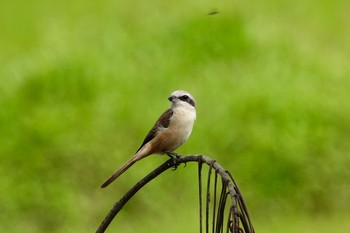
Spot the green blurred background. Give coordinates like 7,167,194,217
1,0,349,232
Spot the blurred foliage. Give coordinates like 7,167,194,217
0,0,349,232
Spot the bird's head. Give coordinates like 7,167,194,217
168,90,196,109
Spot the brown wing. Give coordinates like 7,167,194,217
135,108,173,153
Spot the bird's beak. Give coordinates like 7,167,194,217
168,95,176,102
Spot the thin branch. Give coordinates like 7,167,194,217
205,164,213,233
198,156,203,233
212,171,218,233
96,154,254,233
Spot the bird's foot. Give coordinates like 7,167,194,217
166,152,180,170
166,152,181,159
166,152,186,170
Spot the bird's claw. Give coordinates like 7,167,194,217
171,164,178,171
166,152,181,170
166,152,180,159
166,152,187,170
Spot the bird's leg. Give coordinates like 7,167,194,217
166,152,187,170
166,152,181,170
166,152,181,159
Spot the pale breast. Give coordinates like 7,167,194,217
167,107,196,149
152,105,196,153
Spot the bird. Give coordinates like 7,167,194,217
101,90,196,188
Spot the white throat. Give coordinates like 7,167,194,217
169,103,196,148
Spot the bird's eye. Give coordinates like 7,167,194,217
180,95,189,101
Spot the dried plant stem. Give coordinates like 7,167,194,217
96,155,254,233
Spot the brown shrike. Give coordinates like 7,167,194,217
101,90,196,188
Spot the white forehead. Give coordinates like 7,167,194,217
170,90,195,100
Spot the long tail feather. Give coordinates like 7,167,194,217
100,144,151,188
100,157,137,188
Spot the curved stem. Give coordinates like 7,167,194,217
96,154,254,233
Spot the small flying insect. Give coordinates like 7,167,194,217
207,9,219,15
